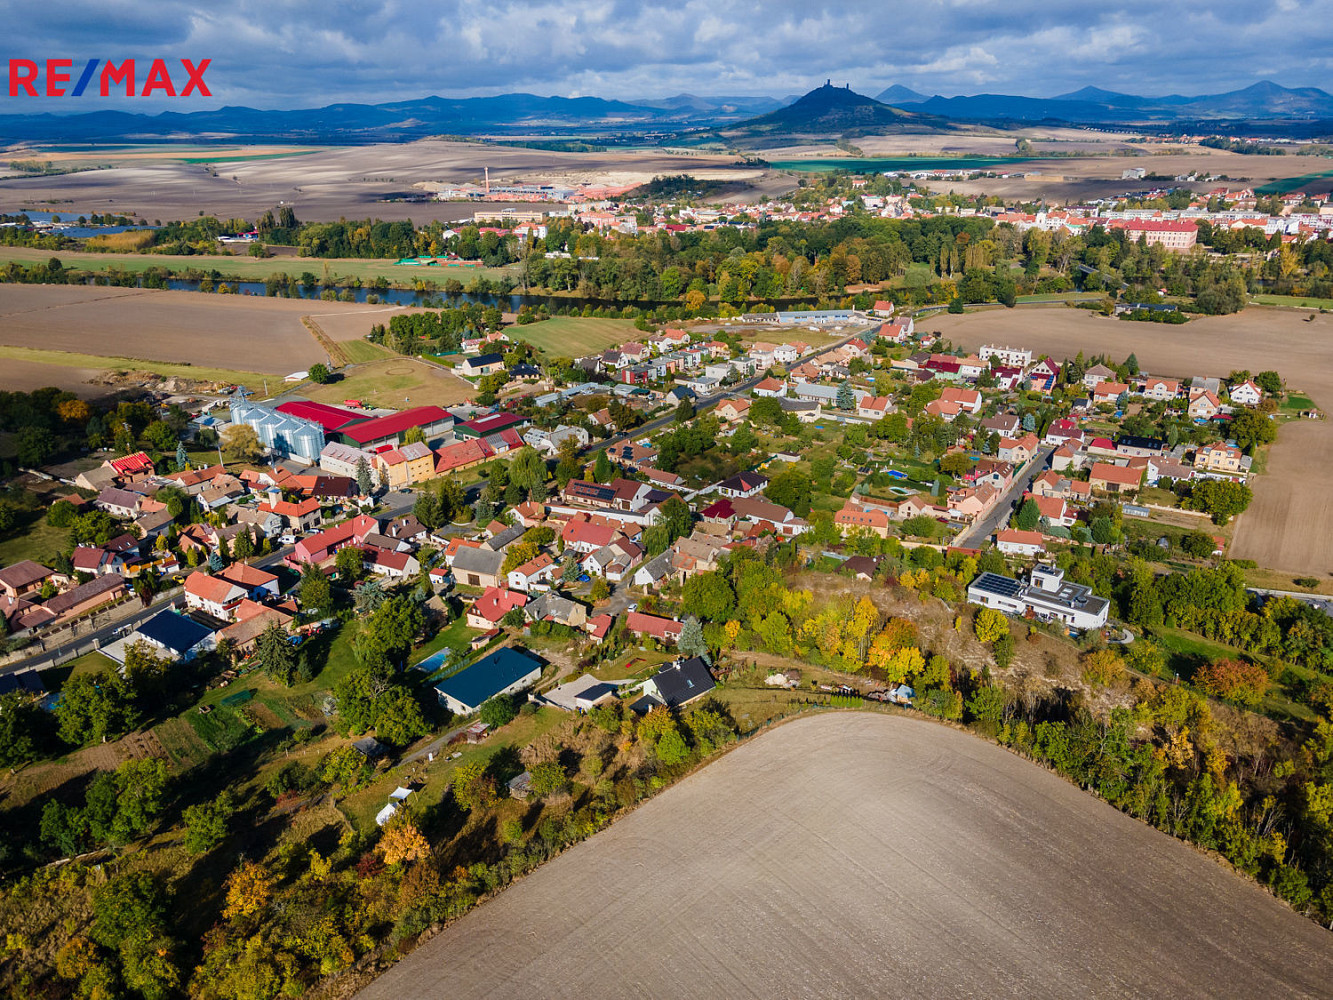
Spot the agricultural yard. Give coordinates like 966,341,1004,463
284,357,475,409
0,245,520,287
934,305,1333,576
356,712,1331,1000
506,316,638,355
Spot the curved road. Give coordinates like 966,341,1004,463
356,713,1331,1000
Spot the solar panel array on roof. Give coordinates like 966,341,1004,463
972,572,1023,599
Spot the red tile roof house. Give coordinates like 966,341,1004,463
218,562,280,600
435,438,495,476
1089,462,1144,495
996,529,1047,557
1031,494,1075,528
947,483,1000,522
106,451,155,480
362,546,421,581
703,497,810,538
512,500,547,527
585,613,615,641
466,587,528,629
1,594,55,635
642,467,685,490
997,434,1040,465
1092,381,1130,404
71,545,116,576
184,571,248,620
619,342,650,363
938,386,983,414
715,398,751,423
857,395,892,420
834,501,891,539
561,514,627,554
605,441,659,471
507,552,557,592
291,514,379,565
257,497,323,532
1188,390,1222,420
624,611,683,645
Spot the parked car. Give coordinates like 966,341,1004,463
279,533,297,545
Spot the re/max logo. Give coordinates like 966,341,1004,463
7,59,211,97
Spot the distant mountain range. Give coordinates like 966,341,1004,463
874,80,1333,123
0,80,1329,145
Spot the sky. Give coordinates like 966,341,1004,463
1,0,1331,111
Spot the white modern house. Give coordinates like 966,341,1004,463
967,565,1109,631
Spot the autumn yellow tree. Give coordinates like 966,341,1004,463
973,607,1010,643
878,647,925,683
722,620,741,647
845,596,880,662
57,399,94,425
378,820,430,866
223,860,274,921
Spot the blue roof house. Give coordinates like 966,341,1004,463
131,610,217,661
434,646,543,716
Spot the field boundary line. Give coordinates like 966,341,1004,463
302,315,346,366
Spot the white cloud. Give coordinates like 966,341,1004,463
2,0,1331,109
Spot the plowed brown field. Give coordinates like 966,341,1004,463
356,714,1331,1000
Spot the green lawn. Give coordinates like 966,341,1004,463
0,246,520,288
508,317,638,356
1015,292,1107,304
338,339,395,364
0,517,70,567
1281,393,1316,413
593,649,673,682
1251,294,1333,310
296,358,473,408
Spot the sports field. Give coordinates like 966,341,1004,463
287,357,475,409
356,713,1331,1000
506,316,638,355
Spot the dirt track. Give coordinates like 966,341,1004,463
356,713,1331,1000
934,305,1333,576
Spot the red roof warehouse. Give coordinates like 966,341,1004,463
275,400,367,432
337,406,455,448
